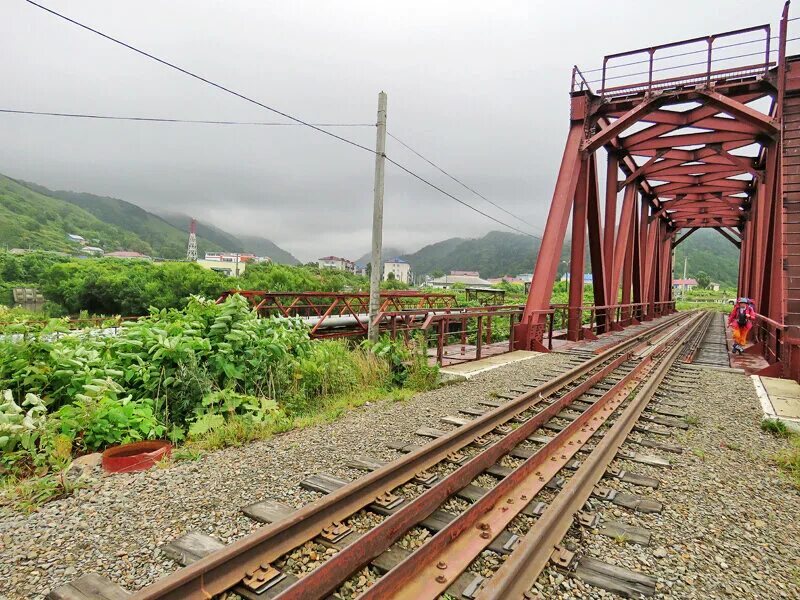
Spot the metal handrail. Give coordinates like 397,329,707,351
591,23,771,97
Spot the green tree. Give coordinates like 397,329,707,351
696,271,710,290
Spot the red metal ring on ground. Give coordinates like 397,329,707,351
101,440,171,473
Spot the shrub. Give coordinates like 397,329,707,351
53,380,164,451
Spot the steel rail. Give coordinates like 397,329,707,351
274,336,646,599
354,311,703,599
477,311,706,599
128,312,691,600
682,310,714,363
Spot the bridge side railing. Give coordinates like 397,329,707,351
752,313,787,367
570,23,775,98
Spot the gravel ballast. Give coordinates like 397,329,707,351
534,366,800,599
3,346,800,599
0,351,571,600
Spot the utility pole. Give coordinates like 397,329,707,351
682,255,687,297
368,91,388,344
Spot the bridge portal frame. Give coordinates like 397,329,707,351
516,4,794,376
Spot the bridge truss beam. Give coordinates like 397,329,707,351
517,4,799,381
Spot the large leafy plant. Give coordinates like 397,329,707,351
0,390,47,453
53,379,164,451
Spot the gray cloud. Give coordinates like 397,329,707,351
0,0,787,261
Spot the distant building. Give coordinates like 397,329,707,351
318,256,355,273
66,233,86,245
105,250,151,260
354,263,368,277
450,270,480,277
383,258,411,284
82,246,104,256
197,259,247,276
430,274,491,289
204,252,257,263
560,273,594,284
486,274,533,286
709,282,721,292
673,278,698,291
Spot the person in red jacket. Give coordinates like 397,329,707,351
728,297,756,354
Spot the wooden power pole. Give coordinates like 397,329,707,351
368,91,388,343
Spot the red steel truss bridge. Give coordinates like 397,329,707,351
514,3,800,381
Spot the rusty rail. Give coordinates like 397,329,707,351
120,311,692,600
479,311,706,599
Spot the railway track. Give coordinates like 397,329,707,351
51,310,708,600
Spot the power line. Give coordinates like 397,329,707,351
23,0,376,154
384,156,541,240
0,108,374,127
387,131,540,232
22,0,542,240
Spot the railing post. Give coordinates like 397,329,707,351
547,311,554,350
437,320,444,365
476,316,483,360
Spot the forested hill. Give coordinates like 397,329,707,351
401,231,544,278
20,181,224,258
7,176,300,263
399,228,738,286
672,228,739,287
0,176,152,254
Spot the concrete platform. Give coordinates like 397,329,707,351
752,375,800,433
439,350,542,380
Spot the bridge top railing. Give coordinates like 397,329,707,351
572,23,773,97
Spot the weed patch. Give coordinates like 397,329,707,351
773,435,800,489
761,418,790,438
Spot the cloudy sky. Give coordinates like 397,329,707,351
0,0,790,261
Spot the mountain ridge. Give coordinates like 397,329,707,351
6,176,300,263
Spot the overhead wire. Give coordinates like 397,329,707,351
22,0,377,154
384,156,540,240
0,108,374,127
21,1,545,240
22,0,547,239
386,131,540,232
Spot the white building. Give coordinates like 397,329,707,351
318,255,355,272
430,274,491,289
383,258,411,284
204,252,257,263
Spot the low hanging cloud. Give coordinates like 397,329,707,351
0,0,780,261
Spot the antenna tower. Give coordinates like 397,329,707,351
186,218,198,261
